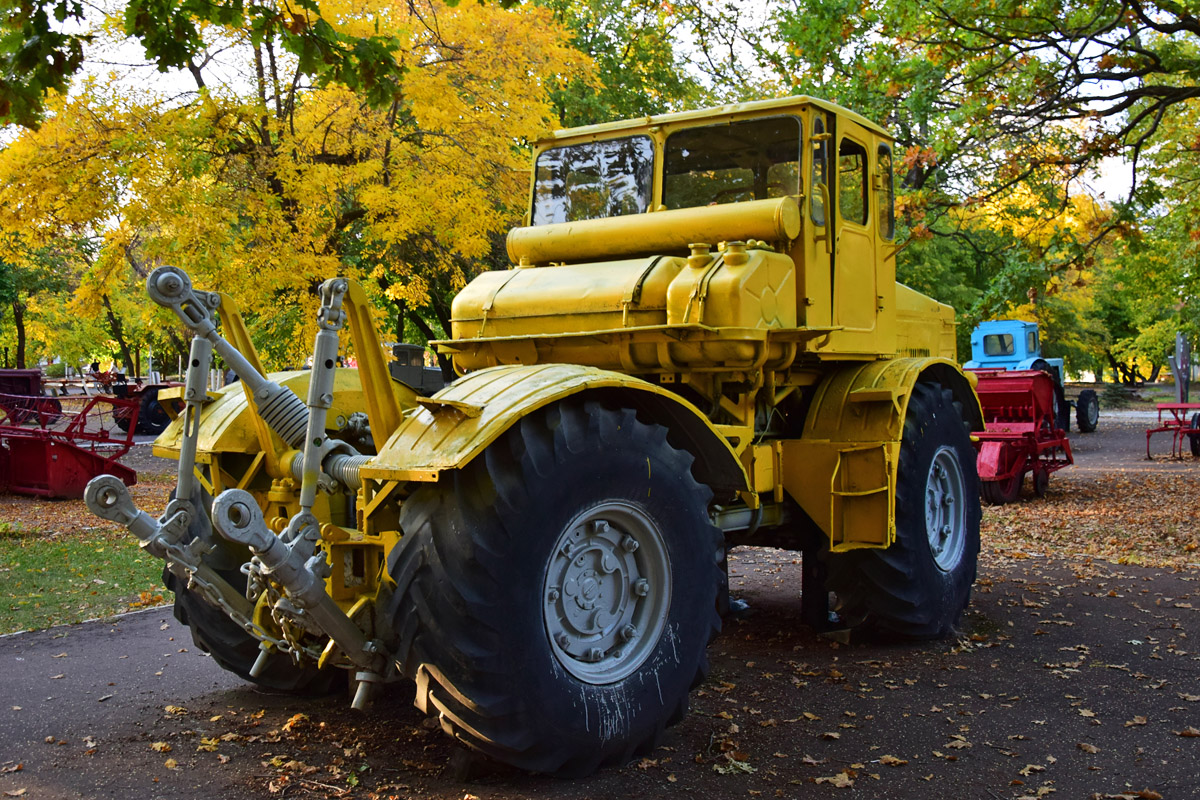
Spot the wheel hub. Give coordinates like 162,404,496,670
544,502,671,683
925,447,967,572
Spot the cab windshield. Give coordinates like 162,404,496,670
531,136,654,225
662,116,801,209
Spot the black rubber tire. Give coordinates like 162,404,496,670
826,382,981,638
165,566,338,692
385,400,723,776
1075,389,1099,433
136,388,171,435
980,472,1021,505
1053,382,1069,432
1032,468,1049,497
163,479,337,693
1189,413,1200,458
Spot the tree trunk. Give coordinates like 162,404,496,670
12,297,26,369
101,294,136,375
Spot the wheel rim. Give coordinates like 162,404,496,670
924,447,967,572
1087,400,1099,427
543,501,671,684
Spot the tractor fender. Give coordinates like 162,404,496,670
152,370,420,461
781,357,982,552
359,364,748,497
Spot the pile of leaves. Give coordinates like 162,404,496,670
982,470,1200,570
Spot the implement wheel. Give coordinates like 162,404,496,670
136,388,171,435
980,471,1022,505
828,382,981,638
386,400,722,775
1076,389,1099,433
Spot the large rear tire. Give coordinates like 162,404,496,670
1075,389,1099,433
827,382,981,638
386,400,723,775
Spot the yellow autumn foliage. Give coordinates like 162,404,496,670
0,0,590,368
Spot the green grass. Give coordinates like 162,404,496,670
0,525,168,634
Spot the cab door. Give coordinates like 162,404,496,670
833,122,877,332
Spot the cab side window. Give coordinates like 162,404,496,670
877,144,895,240
838,138,868,226
810,115,829,226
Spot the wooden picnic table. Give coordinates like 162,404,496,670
1145,402,1200,459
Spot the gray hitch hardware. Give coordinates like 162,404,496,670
211,488,388,709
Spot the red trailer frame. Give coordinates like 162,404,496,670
0,391,139,498
968,369,1073,504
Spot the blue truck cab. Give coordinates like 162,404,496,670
964,320,1064,384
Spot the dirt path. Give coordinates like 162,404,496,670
0,409,1197,799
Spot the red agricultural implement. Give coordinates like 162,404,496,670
0,390,138,499
968,369,1073,505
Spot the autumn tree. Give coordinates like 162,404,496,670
0,0,588,370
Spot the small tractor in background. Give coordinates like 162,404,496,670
963,320,1093,503
964,319,1099,433
86,96,986,776
85,368,175,435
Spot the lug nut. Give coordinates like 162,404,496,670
621,535,639,553
586,648,604,662
547,588,561,603
590,520,610,535
620,624,637,642
633,578,650,597
555,633,570,648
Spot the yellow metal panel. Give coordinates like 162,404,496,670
152,370,419,459
344,281,403,443
779,357,979,550
537,95,892,145
451,257,682,341
360,364,747,493
507,197,800,266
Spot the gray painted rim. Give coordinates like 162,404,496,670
925,446,967,572
543,501,671,684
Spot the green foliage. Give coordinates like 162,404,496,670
541,0,705,126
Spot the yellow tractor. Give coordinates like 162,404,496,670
86,96,983,776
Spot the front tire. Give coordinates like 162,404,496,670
827,382,981,638
386,400,723,775
1075,389,1099,433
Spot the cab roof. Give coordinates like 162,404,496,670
538,96,892,146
